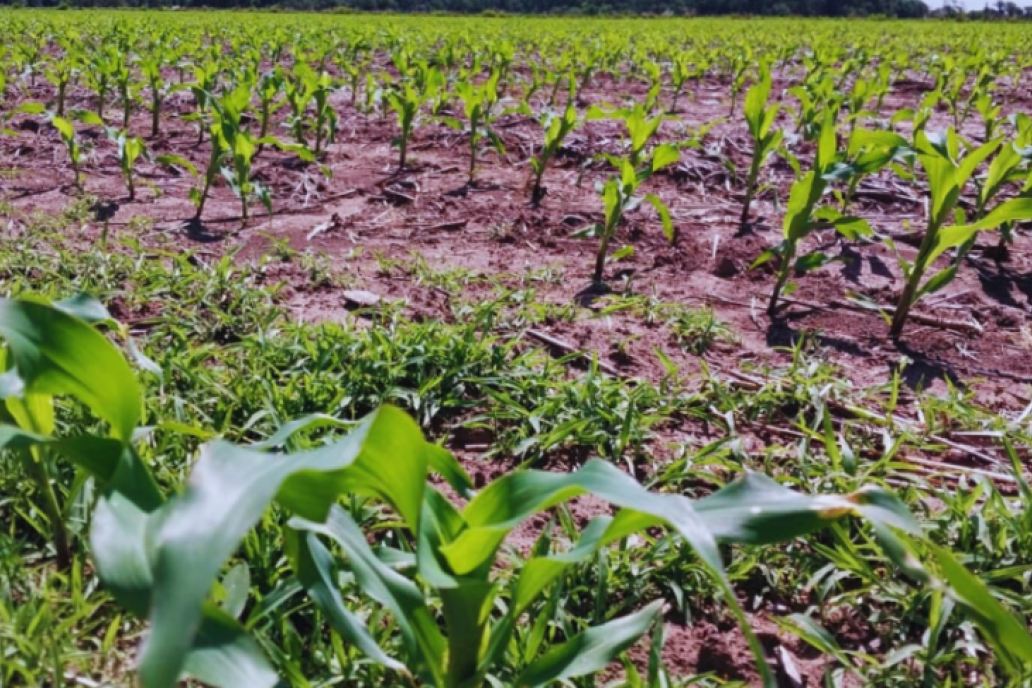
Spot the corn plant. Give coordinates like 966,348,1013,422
255,69,284,151
283,64,316,148
50,113,85,191
1,298,1029,688
578,106,678,285
142,52,173,138
528,103,580,207
668,53,707,114
160,86,310,224
86,47,117,122
0,297,151,570
450,68,504,187
756,114,872,315
386,64,443,171
79,111,148,201
739,64,783,228
187,60,220,145
310,70,338,155
112,48,135,131
724,46,753,118
42,42,80,118
887,129,1032,339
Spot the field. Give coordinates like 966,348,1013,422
2,10,1032,688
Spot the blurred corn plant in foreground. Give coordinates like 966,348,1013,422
1,297,1031,688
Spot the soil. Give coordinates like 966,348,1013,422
4,71,1030,407
3,66,1032,686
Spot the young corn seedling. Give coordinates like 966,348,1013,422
668,53,707,114
740,64,783,228
724,46,753,118
86,47,116,122
578,106,679,286
78,110,148,201
51,113,86,192
311,70,338,156
255,69,284,153
142,53,173,138
215,85,278,223
450,68,504,187
887,129,1032,339
528,103,580,207
113,49,136,131
386,65,443,171
283,64,317,148
186,60,219,145
756,114,872,315
43,43,81,118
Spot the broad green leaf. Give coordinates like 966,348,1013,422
917,148,959,229
0,427,160,511
794,252,834,273
693,472,919,545
644,193,675,241
650,144,679,173
51,115,74,141
441,460,774,686
0,299,142,441
137,406,433,688
91,493,278,688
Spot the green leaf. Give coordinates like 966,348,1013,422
514,601,662,688
51,115,74,141
0,299,142,441
135,407,433,688
157,154,200,178
219,563,251,620
440,460,771,686
650,144,679,173
287,528,407,673
0,428,160,512
929,543,1032,675
644,193,675,241
611,245,634,261
916,266,958,300
290,507,446,687
91,493,278,688
794,252,834,274
53,293,112,324
15,102,47,115
693,472,919,545
74,109,105,127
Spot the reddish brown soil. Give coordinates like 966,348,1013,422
4,72,1030,412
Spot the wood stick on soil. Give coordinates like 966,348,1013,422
778,296,984,336
524,328,625,378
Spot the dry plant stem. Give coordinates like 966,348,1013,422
524,328,624,378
